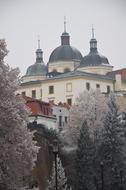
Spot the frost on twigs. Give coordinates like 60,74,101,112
0,39,39,189
61,89,108,147
47,156,72,190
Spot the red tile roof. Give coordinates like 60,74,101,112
22,96,53,116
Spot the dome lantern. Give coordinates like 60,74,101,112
48,19,82,64
25,38,47,76
61,17,70,46
90,26,97,52
36,37,43,63
79,27,110,67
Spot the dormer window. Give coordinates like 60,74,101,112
64,68,70,73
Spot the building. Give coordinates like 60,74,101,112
22,96,70,130
52,102,70,130
17,23,126,108
22,96,57,130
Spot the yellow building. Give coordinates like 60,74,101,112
17,25,126,107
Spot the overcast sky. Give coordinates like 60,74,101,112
0,0,126,75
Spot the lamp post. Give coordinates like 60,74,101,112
120,170,123,190
100,161,104,190
53,139,58,190
94,175,98,190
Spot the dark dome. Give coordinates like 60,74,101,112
49,45,82,63
26,45,47,76
26,63,47,76
80,51,109,67
80,37,109,67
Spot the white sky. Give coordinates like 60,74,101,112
0,0,126,75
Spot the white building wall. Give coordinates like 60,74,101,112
17,77,114,105
22,75,46,83
41,77,114,104
122,82,126,92
52,105,69,129
48,61,79,73
114,74,126,94
77,65,113,75
29,115,57,131
18,84,42,99
42,80,66,103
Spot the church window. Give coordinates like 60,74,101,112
64,68,70,72
40,89,42,97
59,116,62,127
32,90,36,98
65,116,68,123
96,84,100,89
52,69,57,72
107,85,111,94
22,91,26,96
67,98,72,105
86,82,90,91
66,83,72,92
49,86,54,94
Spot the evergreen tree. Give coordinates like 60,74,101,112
47,155,72,190
98,93,126,190
76,120,95,190
0,39,38,189
59,90,107,190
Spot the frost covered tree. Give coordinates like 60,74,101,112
59,90,107,190
98,93,126,190
0,39,38,189
47,156,72,190
76,120,95,190
61,89,107,147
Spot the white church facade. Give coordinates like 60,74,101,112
17,24,126,106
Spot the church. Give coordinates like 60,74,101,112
17,22,126,107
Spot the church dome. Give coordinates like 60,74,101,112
26,63,47,76
49,45,82,63
79,29,110,68
26,40,47,76
80,51,109,67
48,20,82,63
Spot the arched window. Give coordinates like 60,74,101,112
64,68,70,73
52,69,57,73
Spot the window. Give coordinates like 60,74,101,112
66,83,72,92
96,84,100,89
52,69,57,72
65,116,68,123
107,85,110,94
40,89,42,97
64,68,70,73
49,86,54,94
86,82,90,91
22,91,26,96
67,98,72,105
59,116,62,127
32,90,36,98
